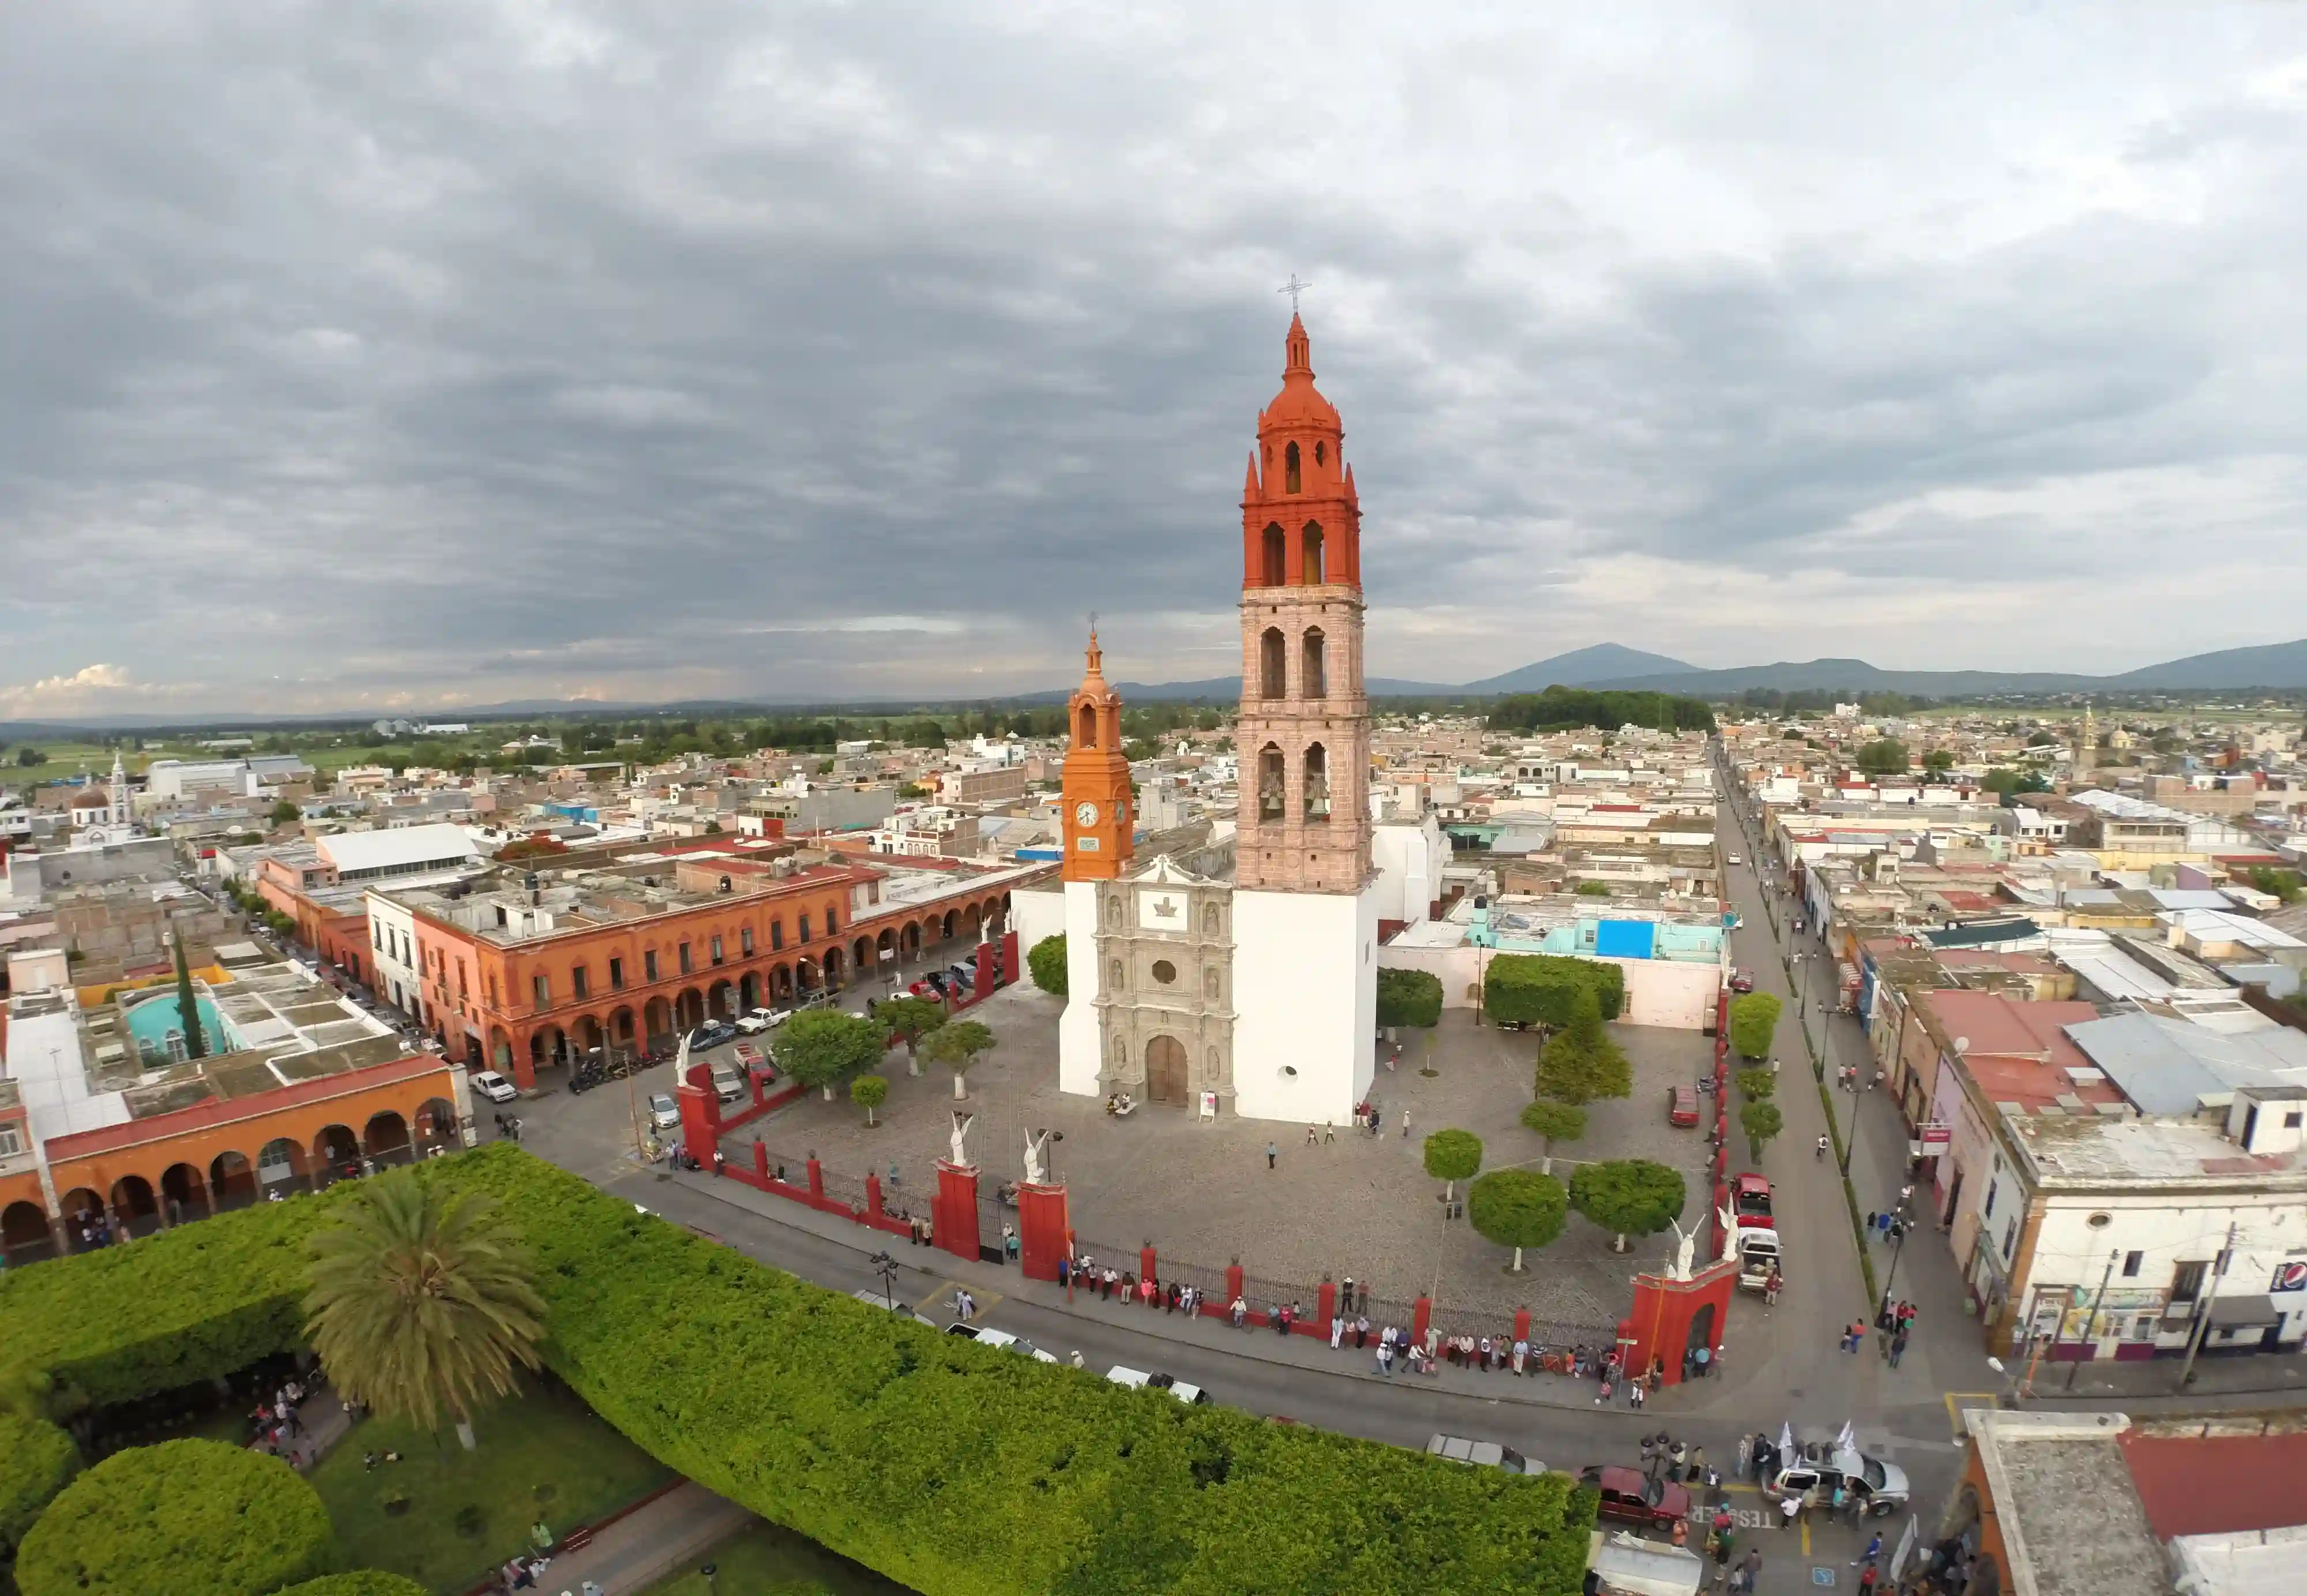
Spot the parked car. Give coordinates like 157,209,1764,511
1666,1085,1700,1128
1426,1435,1539,1474
1765,1448,1910,1518
1736,1228,1781,1293
1106,1367,1211,1405
469,1069,519,1104
1727,853,1742,867
735,1007,790,1034
947,1324,1059,1364
709,1064,746,1104
851,1289,919,1319
1732,1173,1775,1229
1579,1465,1691,1531
647,1092,681,1132
1728,968,1756,994
688,1020,738,1051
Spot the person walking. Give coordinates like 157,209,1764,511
1817,1134,1829,1160
1354,1313,1370,1348
1400,1108,1411,1138
1741,1549,1761,1595
1265,1140,1278,1170
1377,1339,1395,1376
1306,1124,1318,1147
1888,1327,1909,1368
1230,1295,1248,1328
1331,1312,1344,1349
1324,1120,1336,1144
1854,1533,1883,1569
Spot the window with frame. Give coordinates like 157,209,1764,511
741,927,754,956
572,965,589,999
2122,1250,2142,1278
2171,1260,2207,1304
771,921,784,950
826,907,838,935
532,973,551,1009
0,1124,21,1157
644,950,659,982
711,935,724,965
608,957,625,991
679,942,693,974
799,914,811,943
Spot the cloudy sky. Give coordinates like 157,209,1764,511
6,3,2307,718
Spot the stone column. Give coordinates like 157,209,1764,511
1015,1181,1070,1282
935,1162,980,1263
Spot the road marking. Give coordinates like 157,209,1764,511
1943,1391,1997,1439
1802,1516,1811,1556
916,1283,1004,1319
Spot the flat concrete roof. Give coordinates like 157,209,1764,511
1966,1410,2162,1596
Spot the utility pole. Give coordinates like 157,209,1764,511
2062,1249,2121,1391
2176,1220,2240,1391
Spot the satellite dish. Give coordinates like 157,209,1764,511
1955,1036,1970,1053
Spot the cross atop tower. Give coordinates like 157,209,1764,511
1278,273,1311,315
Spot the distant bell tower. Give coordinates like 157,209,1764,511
1234,312,1372,893
1060,627,1134,880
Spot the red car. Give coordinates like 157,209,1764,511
1729,968,1756,994
1579,1465,1691,1531
1733,1173,1775,1229
1667,1085,1700,1128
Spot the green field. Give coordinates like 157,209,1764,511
308,1380,673,1594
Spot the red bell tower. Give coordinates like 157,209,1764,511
1060,628,1133,881
1235,314,1371,893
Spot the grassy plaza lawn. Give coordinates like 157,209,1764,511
308,1379,672,1594
634,1520,909,1596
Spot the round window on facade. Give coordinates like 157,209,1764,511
1151,959,1177,985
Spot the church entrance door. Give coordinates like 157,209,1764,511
1146,1034,1188,1105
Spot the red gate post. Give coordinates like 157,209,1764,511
753,1142,769,1180
1412,1295,1432,1347
867,1172,886,1221
1015,1182,1070,1281
1317,1279,1337,1332
1224,1262,1245,1312
1139,1243,1158,1291
1514,1306,1531,1343
677,1080,716,1168
806,1157,825,1206
936,1162,981,1263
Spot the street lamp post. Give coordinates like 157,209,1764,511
2061,1249,2122,1392
869,1249,901,1312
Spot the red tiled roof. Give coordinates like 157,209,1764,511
2117,1429,2307,1539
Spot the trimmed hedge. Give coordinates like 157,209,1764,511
1483,953,1623,1027
275,1575,431,1596
15,1439,335,1596
1027,932,1068,997
0,1411,79,1568
1376,967,1442,1030
0,1148,1596,1595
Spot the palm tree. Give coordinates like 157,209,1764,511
305,1169,546,1450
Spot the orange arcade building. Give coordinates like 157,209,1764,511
382,838,1047,1087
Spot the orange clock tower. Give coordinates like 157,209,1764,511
1060,628,1134,880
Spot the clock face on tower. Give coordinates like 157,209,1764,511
1075,801,1099,825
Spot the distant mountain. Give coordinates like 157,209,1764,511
2105,637,2307,689
1461,644,1696,694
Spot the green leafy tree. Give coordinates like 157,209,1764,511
1026,933,1068,998
2246,866,2302,905
1921,749,1955,774
16,1439,336,1596
1575,880,1613,897
1518,1099,1585,1170
1533,987,1632,1105
922,1018,996,1100
1466,1169,1568,1273
1421,1129,1482,1206
1569,1160,1687,1252
15,747,41,767
773,1010,887,1102
1375,967,1442,1030
1728,991,1782,1060
270,799,301,825
1853,739,1910,776
850,1074,889,1126
171,929,208,1062
876,994,947,1075
1739,1098,1785,1162
1483,952,1624,1026
1734,1066,1776,1101
303,1170,545,1450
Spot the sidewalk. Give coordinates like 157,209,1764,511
647,1161,1673,1417
505,1481,752,1596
